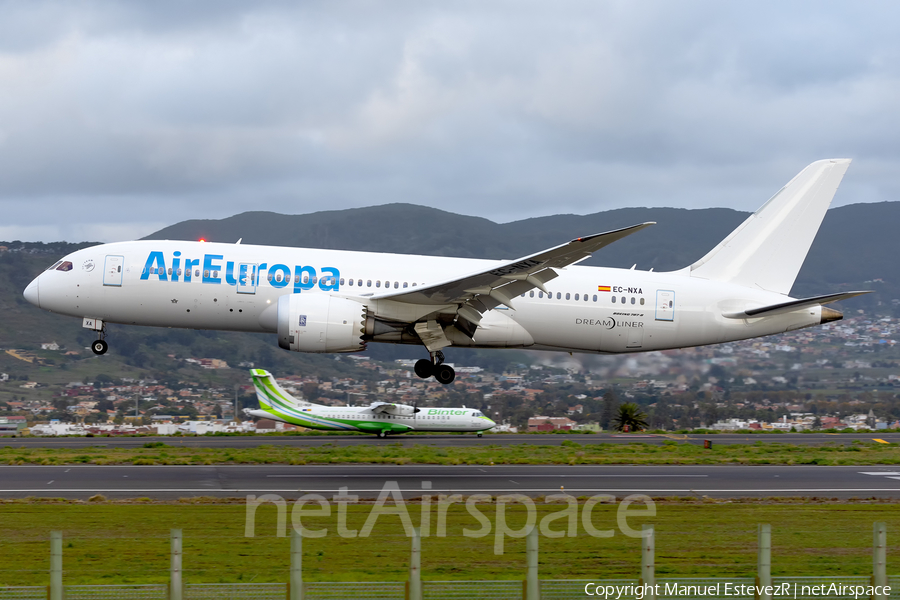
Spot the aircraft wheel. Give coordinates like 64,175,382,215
435,364,455,385
378,430,387,438
91,340,108,355
477,432,483,438
414,359,433,379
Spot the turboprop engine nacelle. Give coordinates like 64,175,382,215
276,293,367,353
372,402,419,416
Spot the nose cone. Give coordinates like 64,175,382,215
23,277,40,308
485,418,496,430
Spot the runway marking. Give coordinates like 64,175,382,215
47,480,53,485
873,439,889,444
3,488,900,494
265,474,709,478
859,472,900,476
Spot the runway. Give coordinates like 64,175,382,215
2,464,900,500
4,432,899,449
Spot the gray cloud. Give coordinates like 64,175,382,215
0,0,898,241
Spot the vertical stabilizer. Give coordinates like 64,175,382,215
250,368,316,411
689,159,851,295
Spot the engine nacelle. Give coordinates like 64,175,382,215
277,294,366,353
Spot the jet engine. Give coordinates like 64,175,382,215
276,294,366,353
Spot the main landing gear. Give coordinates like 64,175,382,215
414,350,455,385
91,329,108,355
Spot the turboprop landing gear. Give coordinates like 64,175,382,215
377,431,387,438
414,351,455,385
91,329,108,355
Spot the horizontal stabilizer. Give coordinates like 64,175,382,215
722,291,871,319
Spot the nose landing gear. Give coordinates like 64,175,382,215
414,351,455,384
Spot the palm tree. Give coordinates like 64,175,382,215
614,403,648,432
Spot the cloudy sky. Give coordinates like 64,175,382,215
1,1,898,242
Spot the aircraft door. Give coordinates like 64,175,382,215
626,326,643,349
103,255,124,287
237,263,257,294
655,290,674,321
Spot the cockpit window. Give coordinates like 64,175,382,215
46,260,63,271
56,261,73,272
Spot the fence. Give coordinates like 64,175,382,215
2,524,897,600
3,579,900,600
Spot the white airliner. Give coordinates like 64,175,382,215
24,159,868,384
247,369,495,437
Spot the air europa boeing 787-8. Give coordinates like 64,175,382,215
24,159,868,385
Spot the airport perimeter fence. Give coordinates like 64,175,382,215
3,579,900,600
3,524,897,600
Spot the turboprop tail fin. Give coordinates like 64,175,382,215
689,159,851,295
250,368,316,411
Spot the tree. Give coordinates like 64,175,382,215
599,391,620,431
614,403,648,432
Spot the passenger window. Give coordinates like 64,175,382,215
566,293,570,300
584,294,588,302
631,297,635,305
574,293,579,300
640,298,645,305
621,296,625,304
177,269,182,276
612,296,617,303
394,282,399,289
593,295,597,302
529,291,534,298
167,268,173,275
267,273,273,282
556,292,561,300
403,282,408,288
348,279,354,286
312,277,317,284
367,280,372,287
358,279,363,286
376,281,381,288
538,291,543,298
195,270,200,278
303,276,309,284
340,278,345,285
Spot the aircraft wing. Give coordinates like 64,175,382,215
371,222,654,332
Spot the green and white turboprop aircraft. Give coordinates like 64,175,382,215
246,369,496,438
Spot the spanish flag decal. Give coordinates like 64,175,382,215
598,285,611,292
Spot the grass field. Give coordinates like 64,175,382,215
0,498,898,585
2,439,899,466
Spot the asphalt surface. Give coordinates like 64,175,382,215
3,464,900,500
4,432,899,449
